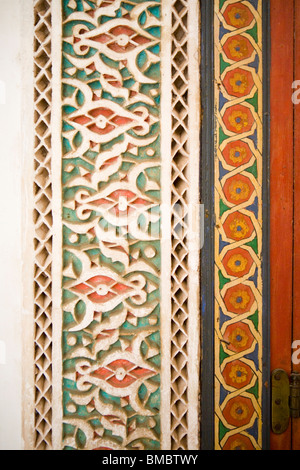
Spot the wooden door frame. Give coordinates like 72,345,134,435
270,0,300,450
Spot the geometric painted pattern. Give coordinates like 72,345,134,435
214,0,264,450
33,0,53,450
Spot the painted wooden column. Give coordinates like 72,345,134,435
206,0,269,450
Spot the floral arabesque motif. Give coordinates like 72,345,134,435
61,0,162,451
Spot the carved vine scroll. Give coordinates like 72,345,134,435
31,0,200,450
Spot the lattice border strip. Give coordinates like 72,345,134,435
33,0,53,450
169,0,201,451
167,0,201,450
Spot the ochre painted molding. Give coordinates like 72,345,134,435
213,0,265,450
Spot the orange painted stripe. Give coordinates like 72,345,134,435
292,0,300,450
270,0,294,450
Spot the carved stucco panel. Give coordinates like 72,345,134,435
28,0,200,450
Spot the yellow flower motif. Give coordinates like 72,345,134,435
229,146,247,164
229,289,250,309
228,7,249,28
228,110,249,131
229,439,247,450
228,179,250,201
227,253,248,273
229,364,248,384
229,72,248,94
228,38,249,59
230,401,249,421
229,217,250,239
229,327,249,349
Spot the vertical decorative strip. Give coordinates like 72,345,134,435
61,0,162,450
160,0,172,451
186,0,201,451
214,0,265,450
33,0,53,450
170,0,190,450
169,0,200,450
30,0,200,450
160,0,200,451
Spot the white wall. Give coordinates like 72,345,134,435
0,0,33,450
